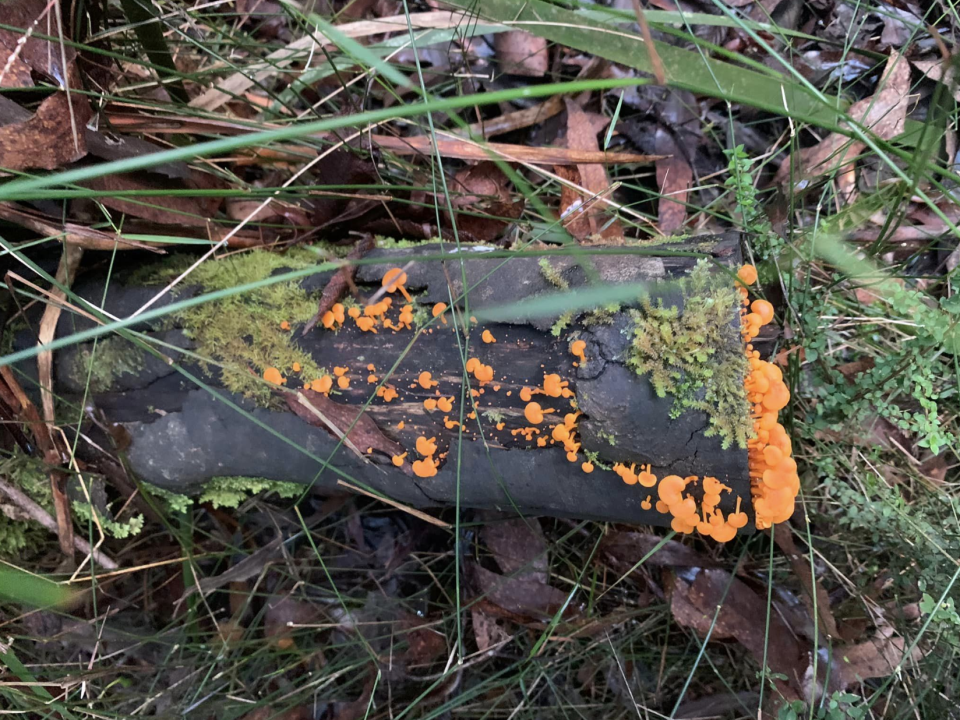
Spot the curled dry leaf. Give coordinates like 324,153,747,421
558,99,624,242
654,128,693,235
776,50,911,188
913,58,960,103
471,607,511,654
494,30,548,77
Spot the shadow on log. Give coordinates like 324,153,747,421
16,232,752,528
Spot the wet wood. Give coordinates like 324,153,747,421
28,233,751,527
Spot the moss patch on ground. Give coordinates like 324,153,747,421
140,248,327,405
627,259,752,449
0,453,51,556
63,335,146,392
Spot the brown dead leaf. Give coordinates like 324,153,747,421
472,564,571,621
773,524,841,641
558,99,624,242
776,51,911,188
480,513,548,583
398,615,447,667
287,388,404,462
913,58,960,103
264,594,322,648
82,172,224,226
670,568,807,700
494,30,548,77
471,608,511,654
600,530,717,570
0,0,76,87
0,92,89,170
446,162,524,243
837,634,922,687
654,128,693,235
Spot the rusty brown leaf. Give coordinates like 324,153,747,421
0,0,76,87
654,128,693,235
837,633,922,687
773,524,841,641
494,30,548,77
776,51,911,187
670,568,807,700
0,92,89,170
558,99,624,242
286,388,404,461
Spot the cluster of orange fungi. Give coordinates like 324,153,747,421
612,263,796,541
260,265,796,538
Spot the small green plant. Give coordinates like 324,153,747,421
778,692,867,720
197,476,301,509
627,259,752,449
724,145,781,261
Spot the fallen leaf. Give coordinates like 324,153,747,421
0,0,76,87
472,564,572,622
773,524,841,641
286,388,404,462
446,162,524,243
913,58,960,103
264,594,322,648
558,99,624,242
398,615,447,666
480,512,548,583
600,530,717,570
670,568,807,700
776,51,911,188
471,608,511,654
654,128,693,235
82,172,223,226
836,634,922,687
494,30,548,77
0,91,89,170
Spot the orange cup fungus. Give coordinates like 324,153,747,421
609,264,796,543
382,268,413,303
570,339,586,364
263,367,284,385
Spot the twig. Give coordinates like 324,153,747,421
336,479,451,529
0,475,118,570
630,0,667,85
38,244,83,560
302,234,375,335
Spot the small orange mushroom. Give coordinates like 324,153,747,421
481,329,496,344
311,376,332,393
524,402,554,425
292,362,301,373
280,321,291,331
356,316,377,333
423,398,438,411
432,302,448,325
412,458,437,478
382,268,413,302
418,371,439,389
392,452,407,467
581,461,594,474
263,367,284,385
334,367,348,377
416,436,438,456
570,339,586,363
437,397,453,413
738,264,758,285
337,376,350,389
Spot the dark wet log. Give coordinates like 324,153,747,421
22,233,751,527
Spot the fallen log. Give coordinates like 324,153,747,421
18,232,756,529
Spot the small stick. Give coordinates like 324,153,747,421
631,0,667,85
0,476,118,570
336,479,451,529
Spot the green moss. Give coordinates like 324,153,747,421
145,249,327,405
627,259,752,450
198,476,301,509
0,453,51,557
143,484,193,514
583,303,621,327
71,500,144,539
375,236,429,249
482,409,505,423
63,336,146,392
538,258,569,290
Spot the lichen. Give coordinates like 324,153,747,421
627,259,752,449
143,249,326,406
63,336,146,392
71,500,144,539
197,476,301,509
